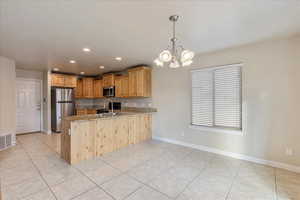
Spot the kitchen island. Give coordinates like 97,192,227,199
60,112,153,164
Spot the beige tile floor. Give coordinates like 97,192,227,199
0,133,300,200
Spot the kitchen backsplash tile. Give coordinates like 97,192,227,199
75,98,152,108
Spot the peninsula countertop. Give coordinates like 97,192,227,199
61,109,155,164
63,109,156,122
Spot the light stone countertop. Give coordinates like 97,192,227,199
63,110,156,122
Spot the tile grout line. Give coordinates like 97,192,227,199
124,148,203,200
37,133,154,200
99,146,193,199
99,151,175,199
224,161,242,200
34,135,218,200
17,139,59,200
173,154,216,199
120,185,144,200
69,186,100,200
36,133,118,200
274,169,279,200
125,167,177,199
71,164,118,200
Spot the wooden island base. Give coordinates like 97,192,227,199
61,113,152,164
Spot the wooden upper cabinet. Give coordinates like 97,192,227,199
51,74,77,88
82,78,94,98
128,71,137,97
64,75,77,88
74,79,83,98
115,75,129,98
51,74,65,87
94,79,103,98
102,74,115,88
115,76,122,98
128,67,151,97
122,75,129,97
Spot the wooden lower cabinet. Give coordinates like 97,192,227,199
76,109,97,115
61,114,152,164
70,120,96,163
95,118,114,156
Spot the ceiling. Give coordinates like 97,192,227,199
1,0,300,75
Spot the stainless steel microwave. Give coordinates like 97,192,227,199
103,86,115,97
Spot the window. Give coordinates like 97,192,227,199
191,64,242,131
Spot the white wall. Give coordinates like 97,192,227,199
43,71,51,134
0,56,16,142
152,35,300,167
16,69,43,80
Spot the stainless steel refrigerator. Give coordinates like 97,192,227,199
51,88,74,132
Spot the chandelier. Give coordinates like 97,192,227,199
154,15,194,68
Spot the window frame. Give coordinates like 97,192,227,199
190,63,244,135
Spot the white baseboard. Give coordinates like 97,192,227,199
42,129,52,134
153,136,300,174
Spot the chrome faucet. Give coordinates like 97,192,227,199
108,98,116,116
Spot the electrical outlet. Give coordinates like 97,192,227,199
285,148,293,156
181,131,185,137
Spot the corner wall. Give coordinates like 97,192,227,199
0,56,16,143
152,35,300,168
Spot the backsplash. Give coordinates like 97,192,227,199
75,98,153,108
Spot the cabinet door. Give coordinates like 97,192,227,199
87,109,97,114
128,67,151,97
75,79,83,98
128,116,138,144
103,74,115,87
139,114,152,141
51,74,65,87
113,117,129,150
93,80,103,98
95,119,113,156
70,120,96,164
76,109,87,115
64,76,77,88
136,70,145,97
82,78,94,98
115,76,122,97
122,76,129,97
128,71,137,97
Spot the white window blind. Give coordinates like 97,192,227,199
191,64,242,130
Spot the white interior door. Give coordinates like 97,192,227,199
16,78,42,134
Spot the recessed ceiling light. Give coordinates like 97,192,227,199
80,72,85,75
69,60,76,64
53,68,59,71
99,66,105,69
115,57,122,61
82,48,91,52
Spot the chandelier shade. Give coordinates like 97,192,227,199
154,15,194,68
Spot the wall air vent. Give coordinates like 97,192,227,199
0,133,13,151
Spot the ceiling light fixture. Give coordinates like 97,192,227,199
154,15,194,68
69,60,76,64
83,48,91,52
53,68,59,71
99,66,105,69
80,72,85,75
115,57,122,61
